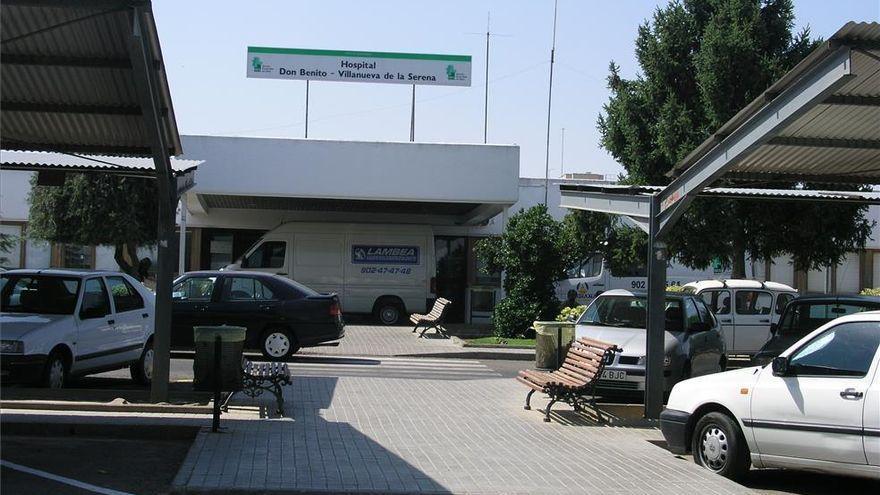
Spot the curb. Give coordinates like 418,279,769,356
0,399,212,415
448,336,535,361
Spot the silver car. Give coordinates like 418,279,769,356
575,289,726,394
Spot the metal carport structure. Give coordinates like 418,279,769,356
1,0,183,401
560,21,880,419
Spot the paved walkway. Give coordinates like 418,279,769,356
300,325,533,360
173,357,752,495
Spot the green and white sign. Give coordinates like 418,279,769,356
247,47,471,87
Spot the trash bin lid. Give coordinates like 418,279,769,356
193,326,247,342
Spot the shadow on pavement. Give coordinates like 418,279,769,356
194,375,452,493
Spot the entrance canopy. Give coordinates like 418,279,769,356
179,135,519,226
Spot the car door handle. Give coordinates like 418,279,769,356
107,319,115,325
276,272,287,276
759,319,770,323
142,313,149,319
840,388,864,400
259,305,273,311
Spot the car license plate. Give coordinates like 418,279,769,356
601,370,626,381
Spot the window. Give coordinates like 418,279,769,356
222,277,275,301
735,290,772,315
694,299,713,325
566,254,603,279
778,302,877,339
577,295,683,332
242,241,286,269
56,244,94,269
701,290,731,315
684,299,701,329
0,275,80,315
172,276,217,301
788,321,880,377
106,277,144,312
80,278,110,318
775,293,795,315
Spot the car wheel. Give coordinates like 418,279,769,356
692,412,751,480
41,351,68,389
130,340,154,386
375,302,403,325
261,328,298,360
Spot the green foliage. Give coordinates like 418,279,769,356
0,232,16,266
665,284,685,292
860,288,880,297
556,305,587,322
476,205,576,337
597,0,874,275
564,210,648,277
27,173,158,276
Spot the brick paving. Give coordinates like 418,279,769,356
300,324,533,359
173,357,753,495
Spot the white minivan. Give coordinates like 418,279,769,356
227,222,436,325
682,280,798,356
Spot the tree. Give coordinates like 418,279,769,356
27,173,158,277
0,232,16,266
476,205,577,337
595,0,874,277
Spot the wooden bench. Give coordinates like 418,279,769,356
240,359,291,416
410,297,451,338
516,337,621,423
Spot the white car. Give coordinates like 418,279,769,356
0,269,155,388
660,311,880,481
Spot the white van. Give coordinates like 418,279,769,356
556,253,725,305
227,223,436,325
681,279,798,356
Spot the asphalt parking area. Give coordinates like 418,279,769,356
1,433,195,495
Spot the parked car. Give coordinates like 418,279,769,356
171,271,344,359
574,289,726,394
681,279,798,356
0,269,155,388
660,311,880,481
752,294,880,366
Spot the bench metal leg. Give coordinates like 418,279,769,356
273,381,285,416
543,398,558,422
412,323,420,333
524,389,535,410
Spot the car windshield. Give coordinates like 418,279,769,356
778,302,878,339
0,274,81,315
577,295,684,332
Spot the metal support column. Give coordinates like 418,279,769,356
409,85,415,142
129,7,177,403
645,194,667,419
178,193,187,276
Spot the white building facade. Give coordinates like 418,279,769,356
2,135,878,323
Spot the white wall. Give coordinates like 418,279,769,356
181,135,519,206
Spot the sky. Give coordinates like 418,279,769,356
152,0,879,179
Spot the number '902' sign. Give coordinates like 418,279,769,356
352,245,419,265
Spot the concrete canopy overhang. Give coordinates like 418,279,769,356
179,135,520,226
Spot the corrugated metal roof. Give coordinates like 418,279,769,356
559,183,880,204
0,149,198,177
0,1,180,157
672,22,880,184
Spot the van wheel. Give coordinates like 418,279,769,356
41,351,68,389
131,340,153,386
692,412,751,480
261,328,299,360
375,301,403,325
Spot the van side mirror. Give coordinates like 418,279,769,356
771,356,789,376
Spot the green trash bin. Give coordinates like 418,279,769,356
533,321,575,370
193,326,246,392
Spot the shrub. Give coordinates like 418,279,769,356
556,305,587,322
860,288,880,297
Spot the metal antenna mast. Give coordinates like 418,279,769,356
543,0,558,205
467,13,510,144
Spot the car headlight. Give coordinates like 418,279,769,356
1,340,24,354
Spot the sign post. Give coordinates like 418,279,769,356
247,47,471,141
